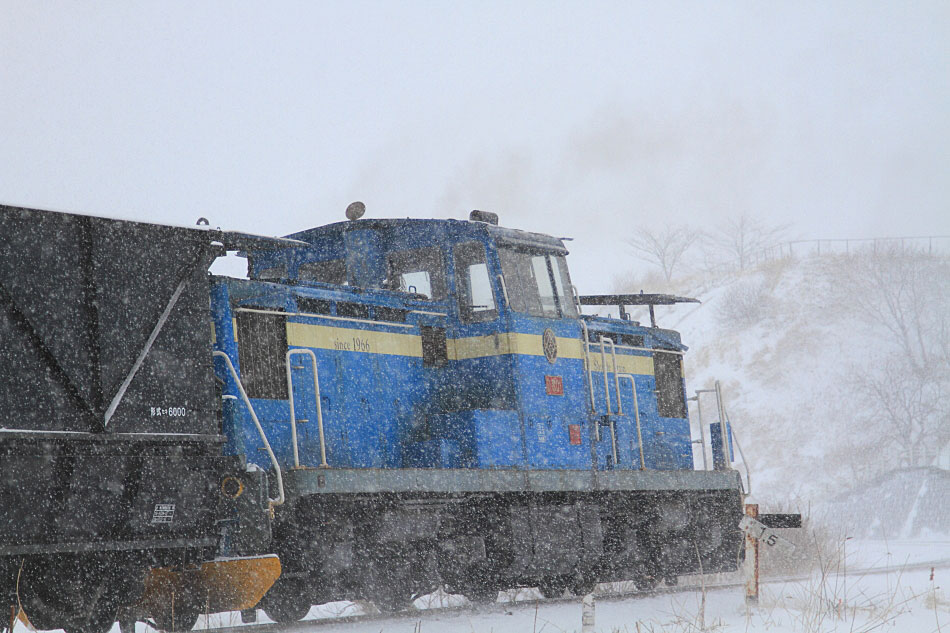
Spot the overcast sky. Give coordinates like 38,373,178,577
2,1,948,291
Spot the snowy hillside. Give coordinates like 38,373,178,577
609,248,950,522
821,467,949,539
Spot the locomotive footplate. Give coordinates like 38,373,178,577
284,467,744,497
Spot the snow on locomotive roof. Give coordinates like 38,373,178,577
286,215,570,254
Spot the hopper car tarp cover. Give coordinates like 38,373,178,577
0,204,222,554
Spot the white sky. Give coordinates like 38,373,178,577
2,1,948,292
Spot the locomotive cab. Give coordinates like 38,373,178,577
237,211,695,473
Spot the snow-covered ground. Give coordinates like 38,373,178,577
131,540,947,633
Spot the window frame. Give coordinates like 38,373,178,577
497,246,576,319
385,246,448,300
454,241,498,323
296,258,347,285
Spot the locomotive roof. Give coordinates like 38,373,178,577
286,217,569,255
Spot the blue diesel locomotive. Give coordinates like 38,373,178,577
214,208,743,619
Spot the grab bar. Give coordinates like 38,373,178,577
617,373,646,469
213,351,284,509
579,321,596,415
599,337,614,415
285,348,329,469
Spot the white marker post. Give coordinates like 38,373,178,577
581,593,595,633
744,504,759,604
738,505,798,605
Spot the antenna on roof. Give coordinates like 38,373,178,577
345,201,366,221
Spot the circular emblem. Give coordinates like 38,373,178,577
542,328,558,364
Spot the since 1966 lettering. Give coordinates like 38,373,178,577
333,337,371,352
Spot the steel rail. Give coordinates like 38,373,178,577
180,557,950,633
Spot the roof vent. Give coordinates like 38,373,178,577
469,210,498,225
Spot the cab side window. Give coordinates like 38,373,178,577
386,247,447,299
454,241,497,323
297,258,347,285
654,352,687,418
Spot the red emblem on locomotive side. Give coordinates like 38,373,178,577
545,375,563,395
568,424,582,445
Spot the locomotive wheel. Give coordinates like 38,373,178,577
153,594,200,633
366,569,416,614
118,618,137,633
153,604,199,632
455,562,498,604
260,589,311,624
20,560,117,633
62,598,118,633
634,573,658,592
363,545,419,613
464,583,498,604
538,577,568,599
569,572,597,596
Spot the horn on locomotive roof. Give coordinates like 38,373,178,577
345,201,366,221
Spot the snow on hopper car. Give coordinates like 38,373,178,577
215,208,745,619
0,205,279,633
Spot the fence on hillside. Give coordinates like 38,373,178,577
750,235,950,267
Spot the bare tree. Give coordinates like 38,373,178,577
851,357,948,467
844,246,950,374
708,214,789,270
843,247,950,467
627,224,699,282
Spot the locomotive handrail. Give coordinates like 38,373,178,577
599,338,614,415
579,321,597,417
600,337,620,465
723,407,752,495
715,381,731,471
212,351,285,509
607,339,622,411
616,373,646,470
688,391,710,470
497,274,510,307
285,348,329,469
691,381,744,478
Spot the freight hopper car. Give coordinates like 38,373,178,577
0,205,280,633
218,209,744,619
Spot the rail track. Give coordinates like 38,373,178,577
181,557,950,633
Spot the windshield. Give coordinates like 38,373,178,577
498,247,577,318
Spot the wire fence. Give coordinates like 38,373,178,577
750,235,950,266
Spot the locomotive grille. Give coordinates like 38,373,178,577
235,310,288,400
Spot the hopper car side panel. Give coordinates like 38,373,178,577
0,205,234,633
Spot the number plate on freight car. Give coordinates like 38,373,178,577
151,503,176,524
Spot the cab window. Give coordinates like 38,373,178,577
386,247,447,300
498,247,576,318
254,266,286,281
550,255,578,317
454,241,497,322
655,352,687,418
297,258,347,285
